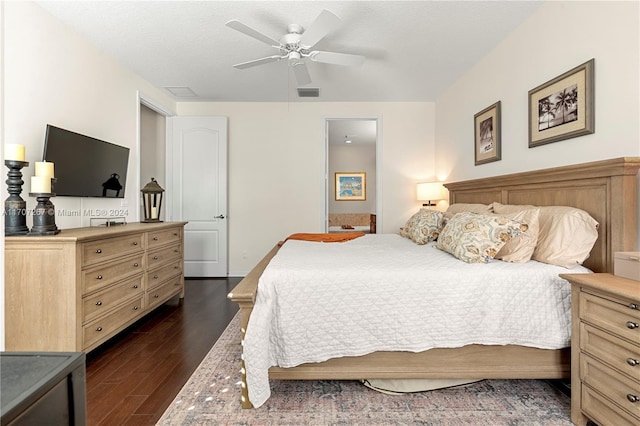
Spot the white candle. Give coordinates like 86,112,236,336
151,207,158,219
5,144,25,161
35,161,55,178
31,176,51,193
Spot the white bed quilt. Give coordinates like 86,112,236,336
243,234,589,407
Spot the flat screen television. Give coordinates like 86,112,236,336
43,124,130,198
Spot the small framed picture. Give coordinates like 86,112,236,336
335,172,366,201
528,59,594,147
474,101,501,166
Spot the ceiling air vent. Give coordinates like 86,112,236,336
164,86,198,98
297,88,320,98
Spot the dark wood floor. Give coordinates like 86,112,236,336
84,277,241,425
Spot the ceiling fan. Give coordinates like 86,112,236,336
226,10,365,86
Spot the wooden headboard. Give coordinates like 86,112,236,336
444,157,640,273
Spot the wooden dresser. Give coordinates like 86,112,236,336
5,222,186,352
561,273,640,426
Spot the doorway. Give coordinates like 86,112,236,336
326,118,379,233
168,116,228,277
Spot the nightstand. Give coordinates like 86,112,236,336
560,273,640,426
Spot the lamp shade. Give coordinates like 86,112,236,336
416,182,444,202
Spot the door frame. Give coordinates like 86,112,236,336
324,116,382,232
136,91,175,222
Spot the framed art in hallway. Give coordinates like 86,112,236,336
474,101,501,166
335,172,366,201
528,58,594,147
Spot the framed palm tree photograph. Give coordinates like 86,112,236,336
528,59,594,147
474,101,501,166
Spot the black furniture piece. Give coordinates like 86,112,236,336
1,352,86,425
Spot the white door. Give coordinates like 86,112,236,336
169,116,227,277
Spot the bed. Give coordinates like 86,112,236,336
229,157,640,408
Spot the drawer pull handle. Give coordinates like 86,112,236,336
154,294,159,298
153,237,158,241
95,301,102,306
96,249,102,254
153,256,158,260
133,284,139,289
630,303,639,310
133,263,139,267
96,327,103,332
174,232,178,236
174,249,179,253
153,275,159,280
626,321,639,329
627,358,640,366
627,394,639,403
133,241,138,246
133,306,139,311
96,275,103,280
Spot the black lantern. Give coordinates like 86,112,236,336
141,178,164,223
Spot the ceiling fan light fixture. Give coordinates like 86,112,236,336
288,51,303,66
227,9,366,87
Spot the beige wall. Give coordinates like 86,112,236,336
3,1,175,230
176,102,435,275
435,1,640,246
1,1,175,349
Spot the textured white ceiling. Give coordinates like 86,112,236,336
36,1,543,102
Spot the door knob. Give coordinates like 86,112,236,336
214,214,226,219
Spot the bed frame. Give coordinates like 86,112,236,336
229,157,640,408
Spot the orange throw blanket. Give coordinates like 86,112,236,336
279,232,365,246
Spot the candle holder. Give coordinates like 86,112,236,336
27,192,60,235
4,160,30,236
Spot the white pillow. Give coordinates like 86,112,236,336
492,202,598,269
494,208,540,263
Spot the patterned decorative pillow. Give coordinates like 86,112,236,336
399,209,444,245
436,212,525,263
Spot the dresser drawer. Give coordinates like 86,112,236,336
147,259,182,288
581,291,640,343
83,234,144,266
147,227,182,249
146,279,182,310
82,254,144,294
83,297,144,350
580,323,640,380
581,354,640,419
582,384,639,426
147,243,182,270
83,276,144,323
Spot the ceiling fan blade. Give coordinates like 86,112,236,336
292,62,312,86
233,55,282,69
226,20,280,46
309,51,365,67
299,9,341,48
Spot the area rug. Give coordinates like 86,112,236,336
158,313,572,425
